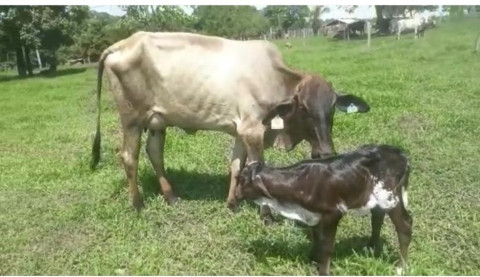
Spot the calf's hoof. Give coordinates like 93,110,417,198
132,196,145,212
366,240,382,257
261,214,275,226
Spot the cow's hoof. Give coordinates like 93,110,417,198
227,202,240,214
164,194,179,206
132,196,145,212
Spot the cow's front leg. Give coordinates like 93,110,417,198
227,137,247,212
146,129,178,205
238,123,274,225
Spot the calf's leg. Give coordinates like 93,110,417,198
388,205,412,274
146,129,178,205
309,225,321,262
315,213,342,276
227,137,247,212
368,207,386,257
120,125,143,211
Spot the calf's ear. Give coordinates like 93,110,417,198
262,95,299,125
253,175,273,199
248,162,273,198
335,92,370,113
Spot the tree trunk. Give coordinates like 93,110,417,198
15,46,27,77
35,48,42,70
375,5,390,34
24,46,33,76
49,50,57,72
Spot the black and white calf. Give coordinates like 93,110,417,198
235,144,412,275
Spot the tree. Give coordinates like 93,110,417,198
69,10,121,63
120,5,192,32
311,6,330,35
0,6,34,76
0,6,89,76
263,5,310,33
192,6,268,39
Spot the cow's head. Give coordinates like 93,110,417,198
264,74,370,159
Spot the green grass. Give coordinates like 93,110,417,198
1,17,479,275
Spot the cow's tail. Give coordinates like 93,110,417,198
91,48,113,170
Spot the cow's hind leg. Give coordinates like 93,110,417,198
121,125,143,211
146,129,178,205
388,204,412,274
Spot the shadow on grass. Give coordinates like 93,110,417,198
247,234,397,265
139,168,229,202
0,67,87,83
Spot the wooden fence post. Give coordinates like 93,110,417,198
367,21,372,48
474,32,480,53
303,29,306,46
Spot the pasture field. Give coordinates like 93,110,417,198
1,17,479,275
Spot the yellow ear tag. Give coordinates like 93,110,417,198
271,115,284,130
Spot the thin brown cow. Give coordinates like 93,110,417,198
91,32,370,221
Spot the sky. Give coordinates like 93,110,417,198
89,5,443,20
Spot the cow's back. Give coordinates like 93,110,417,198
103,32,292,134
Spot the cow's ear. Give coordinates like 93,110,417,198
262,95,298,125
335,93,370,113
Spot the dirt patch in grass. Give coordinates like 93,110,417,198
396,113,432,135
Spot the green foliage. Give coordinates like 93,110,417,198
262,5,310,32
121,5,192,32
0,5,89,74
311,6,329,35
442,6,479,17
192,6,268,39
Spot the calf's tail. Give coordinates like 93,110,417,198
91,49,113,170
398,157,410,208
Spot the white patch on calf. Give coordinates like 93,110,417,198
254,197,321,226
339,176,399,216
372,179,399,209
402,186,408,208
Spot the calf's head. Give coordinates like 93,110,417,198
235,162,271,201
264,74,370,159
